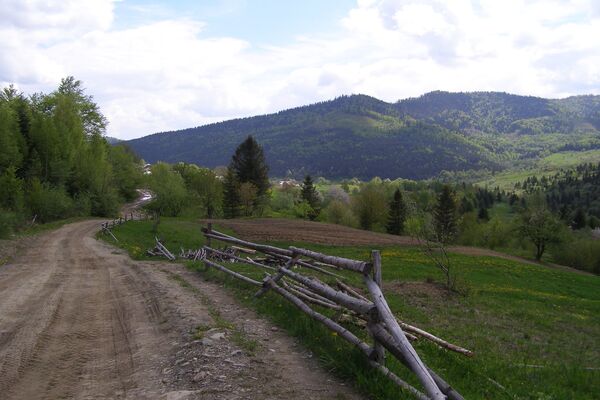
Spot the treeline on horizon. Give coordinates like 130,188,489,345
144,136,599,274
0,77,142,237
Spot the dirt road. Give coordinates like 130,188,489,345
0,220,364,400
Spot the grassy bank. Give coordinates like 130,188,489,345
102,218,600,399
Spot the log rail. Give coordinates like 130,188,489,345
200,224,470,400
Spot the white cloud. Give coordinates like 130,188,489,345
0,0,599,139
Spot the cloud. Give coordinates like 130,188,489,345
0,0,599,139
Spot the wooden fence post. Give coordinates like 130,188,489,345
204,223,213,271
370,250,385,364
207,223,212,248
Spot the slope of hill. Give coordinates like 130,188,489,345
125,92,600,179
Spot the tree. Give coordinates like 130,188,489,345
108,144,143,201
433,185,458,244
407,214,460,293
352,182,388,230
146,163,188,217
477,207,489,221
222,167,241,218
239,182,258,216
571,208,587,230
300,175,320,220
518,207,564,260
229,135,269,198
175,163,223,218
386,188,407,235
0,166,24,212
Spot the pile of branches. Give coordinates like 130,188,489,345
146,237,176,261
200,226,471,400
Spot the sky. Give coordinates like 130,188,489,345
1,0,599,140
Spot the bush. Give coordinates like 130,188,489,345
27,179,74,222
325,200,357,227
0,209,19,238
91,189,120,217
552,238,600,274
271,190,296,214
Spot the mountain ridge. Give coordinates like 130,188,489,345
124,91,600,179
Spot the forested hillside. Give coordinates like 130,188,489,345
125,92,600,179
0,77,142,237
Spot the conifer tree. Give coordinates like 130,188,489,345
300,175,320,220
477,207,489,221
433,185,458,244
230,135,269,198
571,208,587,230
222,166,241,218
386,188,407,235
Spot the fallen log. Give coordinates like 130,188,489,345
398,320,473,357
279,267,374,315
264,251,346,279
203,259,261,286
289,246,371,274
281,280,342,310
335,279,371,305
203,232,294,257
204,246,276,271
231,245,256,254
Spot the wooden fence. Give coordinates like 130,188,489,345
100,211,151,242
201,224,468,400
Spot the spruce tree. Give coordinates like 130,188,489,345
230,135,269,198
571,208,587,230
300,175,320,220
433,185,458,244
386,188,407,235
477,207,489,221
222,167,241,218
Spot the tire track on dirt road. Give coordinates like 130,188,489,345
0,219,366,399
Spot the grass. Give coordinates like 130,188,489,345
103,218,600,399
476,149,600,191
96,217,217,260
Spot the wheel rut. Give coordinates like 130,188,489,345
0,220,366,400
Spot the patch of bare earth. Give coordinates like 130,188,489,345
211,218,591,275
208,218,417,246
0,220,364,400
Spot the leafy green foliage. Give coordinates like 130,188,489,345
352,181,388,230
518,206,565,260
146,162,188,217
0,78,142,233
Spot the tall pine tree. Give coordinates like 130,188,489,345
222,166,241,218
300,175,320,220
230,135,269,198
433,185,458,244
386,188,407,235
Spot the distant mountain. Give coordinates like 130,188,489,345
125,92,600,179
105,136,123,145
